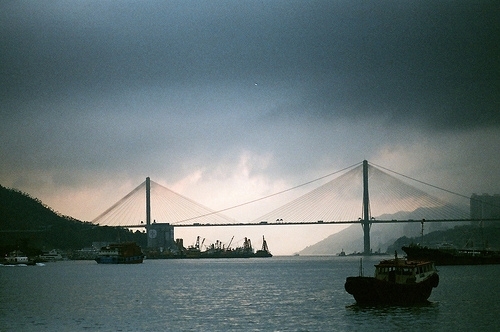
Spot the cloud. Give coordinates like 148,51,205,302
1,1,499,253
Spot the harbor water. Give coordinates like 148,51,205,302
1,256,499,331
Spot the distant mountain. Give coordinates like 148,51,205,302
299,208,464,255
0,184,146,256
387,224,500,254
299,223,420,255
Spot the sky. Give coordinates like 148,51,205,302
1,1,499,254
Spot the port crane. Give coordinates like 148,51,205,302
226,236,234,251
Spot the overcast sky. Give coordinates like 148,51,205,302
1,1,499,254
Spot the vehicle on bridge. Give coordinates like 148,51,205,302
344,253,439,305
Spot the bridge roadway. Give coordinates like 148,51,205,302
124,218,495,228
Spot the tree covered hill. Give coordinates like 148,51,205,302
0,184,146,256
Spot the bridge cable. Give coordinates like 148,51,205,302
175,161,363,223
370,162,471,201
92,180,145,224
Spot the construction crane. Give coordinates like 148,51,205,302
261,235,269,252
226,236,234,250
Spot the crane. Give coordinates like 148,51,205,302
226,236,234,251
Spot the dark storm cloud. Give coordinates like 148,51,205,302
2,1,498,130
262,1,500,131
1,0,499,192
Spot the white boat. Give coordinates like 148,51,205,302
38,249,63,262
2,250,35,266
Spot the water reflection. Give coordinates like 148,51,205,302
344,301,440,330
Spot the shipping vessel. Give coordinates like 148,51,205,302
254,236,272,257
345,253,439,305
145,236,272,259
191,236,272,258
95,242,144,264
402,243,500,265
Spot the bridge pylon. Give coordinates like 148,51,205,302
146,176,151,226
362,160,372,255
145,177,176,249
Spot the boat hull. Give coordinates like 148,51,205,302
344,274,439,305
254,250,272,257
95,255,144,264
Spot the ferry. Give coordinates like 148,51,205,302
38,249,64,262
344,253,439,305
95,242,144,264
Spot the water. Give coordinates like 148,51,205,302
1,256,499,331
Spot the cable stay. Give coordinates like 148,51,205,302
92,160,474,227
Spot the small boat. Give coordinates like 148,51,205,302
344,253,439,305
38,249,64,262
2,250,35,266
95,242,144,264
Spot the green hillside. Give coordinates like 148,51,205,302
0,184,146,256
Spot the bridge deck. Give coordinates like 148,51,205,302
124,219,495,228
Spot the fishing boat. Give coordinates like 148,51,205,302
95,242,144,264
344,253,439,305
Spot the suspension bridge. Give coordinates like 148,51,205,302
92,160,494,254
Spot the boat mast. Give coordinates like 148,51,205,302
421,219,425,245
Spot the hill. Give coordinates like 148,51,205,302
299,204,468,255
299,220,500,256
299,220,468,256
0,184,146,256
387,224,500,254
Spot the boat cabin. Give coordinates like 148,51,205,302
3,251,30,265
98,246,121,257
374,258,437,284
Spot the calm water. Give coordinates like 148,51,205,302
1,256,499,331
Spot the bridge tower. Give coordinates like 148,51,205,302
146,177,151,226
145,177,175,249
362,160,372,255
146,177,152,247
